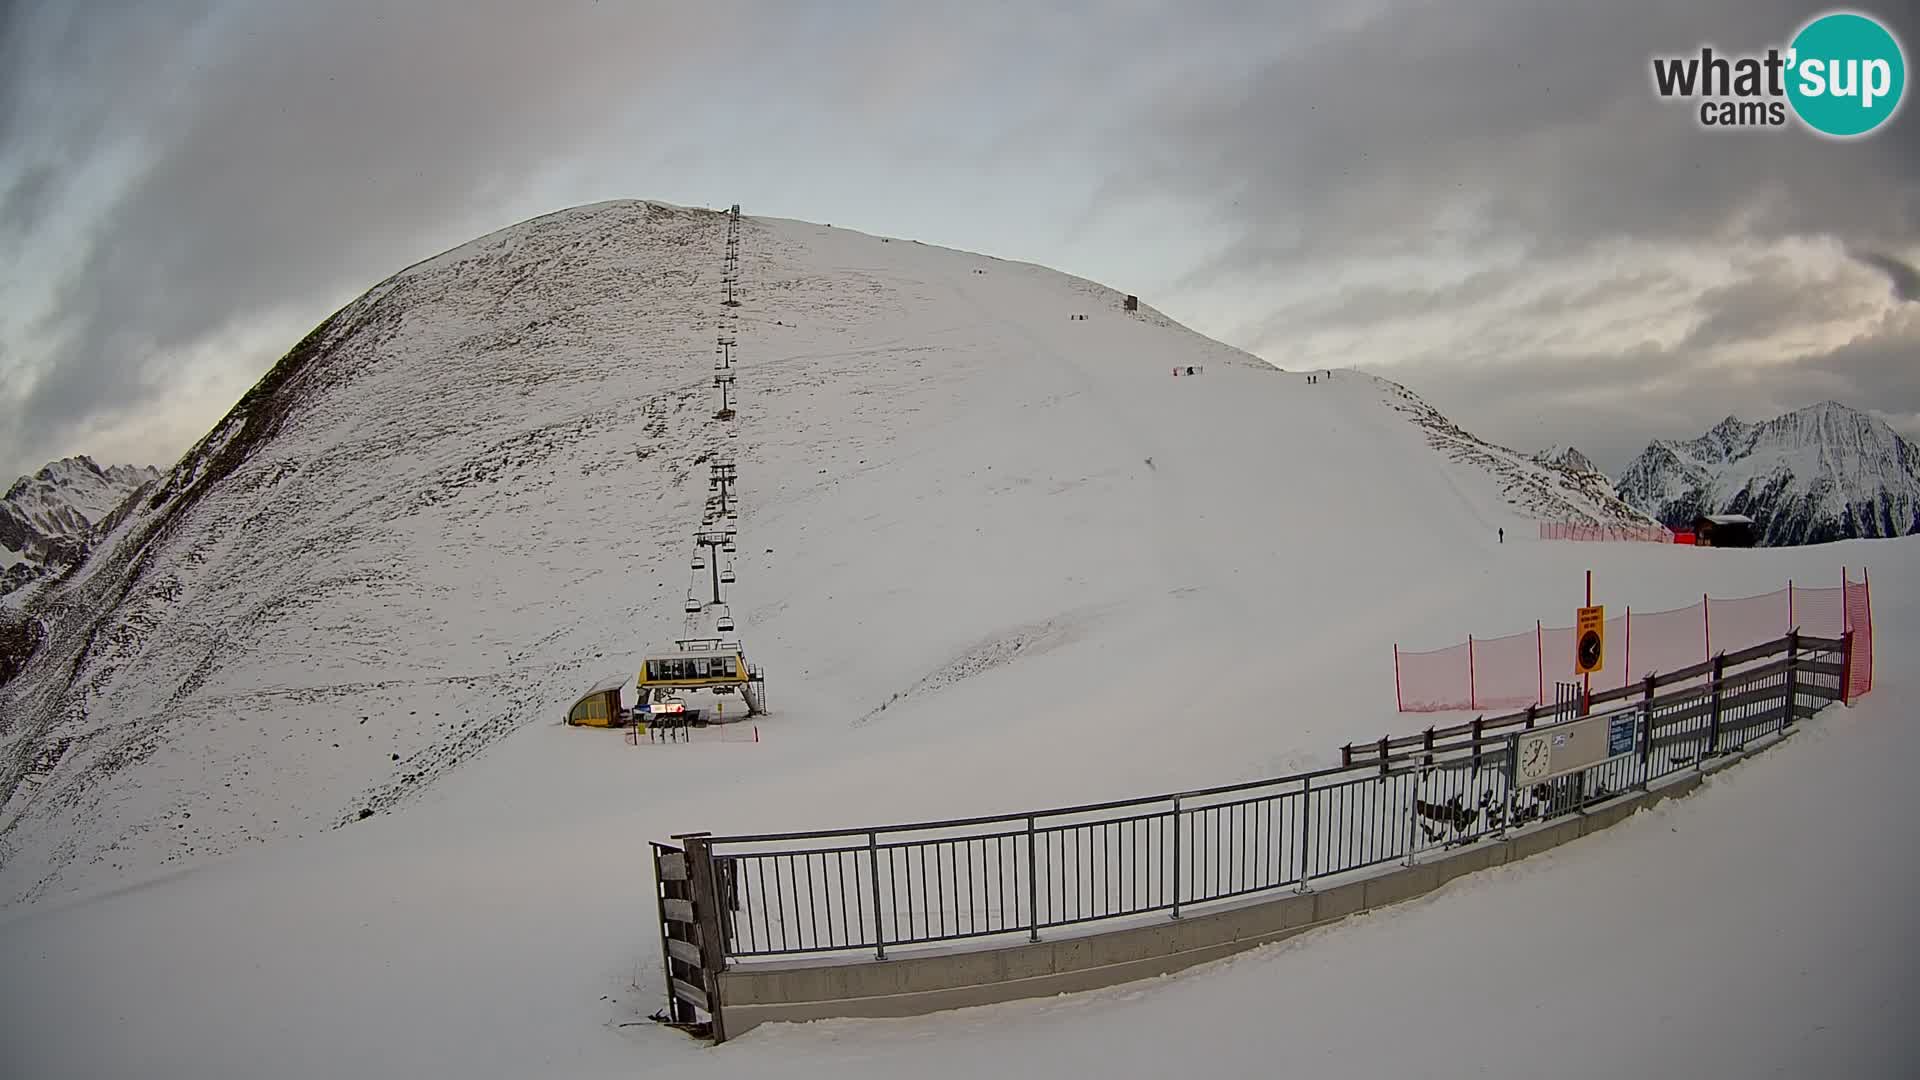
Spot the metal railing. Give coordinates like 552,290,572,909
663,631,1847,963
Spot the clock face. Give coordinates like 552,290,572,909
1517,735,1551,782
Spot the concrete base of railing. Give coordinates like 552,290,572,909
715,737,1783,1038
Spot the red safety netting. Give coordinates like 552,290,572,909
1844,574,1873,699
1395,571,1875,712
1395,641,1471,712
1470,628,1544,711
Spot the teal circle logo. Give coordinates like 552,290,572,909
1787,11,1906,137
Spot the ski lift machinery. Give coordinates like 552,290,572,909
634,637,767,718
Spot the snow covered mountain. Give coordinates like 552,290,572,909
0,456,159,595
0,201,1709,906
1615,403,1920,545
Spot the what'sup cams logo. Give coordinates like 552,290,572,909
1651,10,1906,137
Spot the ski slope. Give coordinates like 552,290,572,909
0,201,1912,1077
1,201,1629,904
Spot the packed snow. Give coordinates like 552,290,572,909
0,201,1912,1078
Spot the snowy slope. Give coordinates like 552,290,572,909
1376,381,1659,527
1616,402,1920,545
0,198,1909,1078
0,456,157,587
0,536,1908,1080
0,200,1638,906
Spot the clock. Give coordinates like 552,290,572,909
1516,733,1552,783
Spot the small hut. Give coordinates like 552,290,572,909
1123,294,1139,312
1692,513,1757,548
566,673,630,727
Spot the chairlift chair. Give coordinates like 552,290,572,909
691,553,707,570
722,539,737,553
720,565,736,584
716,606,735,633
683,594,702,614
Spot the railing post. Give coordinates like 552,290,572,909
1025,817,1039,942
867,831,886,960
1377,736,1390,777
1169,798,1183,918
1470,717,1484,777
1403,767,1420,867
1639,673,1656,786
1839,629,1854,706
679,832,729,1043
1341,743,1352,769
1525,703,1537,729
1294,777,1312,893
1782,630,1799,733
1705,654,1725,763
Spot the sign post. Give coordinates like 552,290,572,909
1575,570,1605,713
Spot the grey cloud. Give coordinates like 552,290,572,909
1108,0,1918,276
3,0,750,469
1850,251,1920,302
1680,265,1876,351
1385,311,1920,474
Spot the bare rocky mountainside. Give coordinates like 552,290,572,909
1615,402,1920,545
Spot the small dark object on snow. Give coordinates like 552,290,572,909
357,808,374,820
391,753,400,761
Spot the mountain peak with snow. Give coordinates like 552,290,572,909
1,455,160,594
1615,401,1920,544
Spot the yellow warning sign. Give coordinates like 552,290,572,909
1575,604,1605,675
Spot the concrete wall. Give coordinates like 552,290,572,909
711,755,1756,1038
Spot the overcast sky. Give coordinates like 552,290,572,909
2,0,1916,482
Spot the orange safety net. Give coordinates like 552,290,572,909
1393,572,1874,712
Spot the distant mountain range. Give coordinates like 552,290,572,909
1606,402,1919,546
1,456,160,595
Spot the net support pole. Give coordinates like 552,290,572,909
1468,635,1477,711
1702,593,1712,663
1394,644,1403,712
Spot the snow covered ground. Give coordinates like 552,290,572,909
0,202,1912,1077
0,537,1909,1080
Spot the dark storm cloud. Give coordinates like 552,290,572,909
1851,251,1920,302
